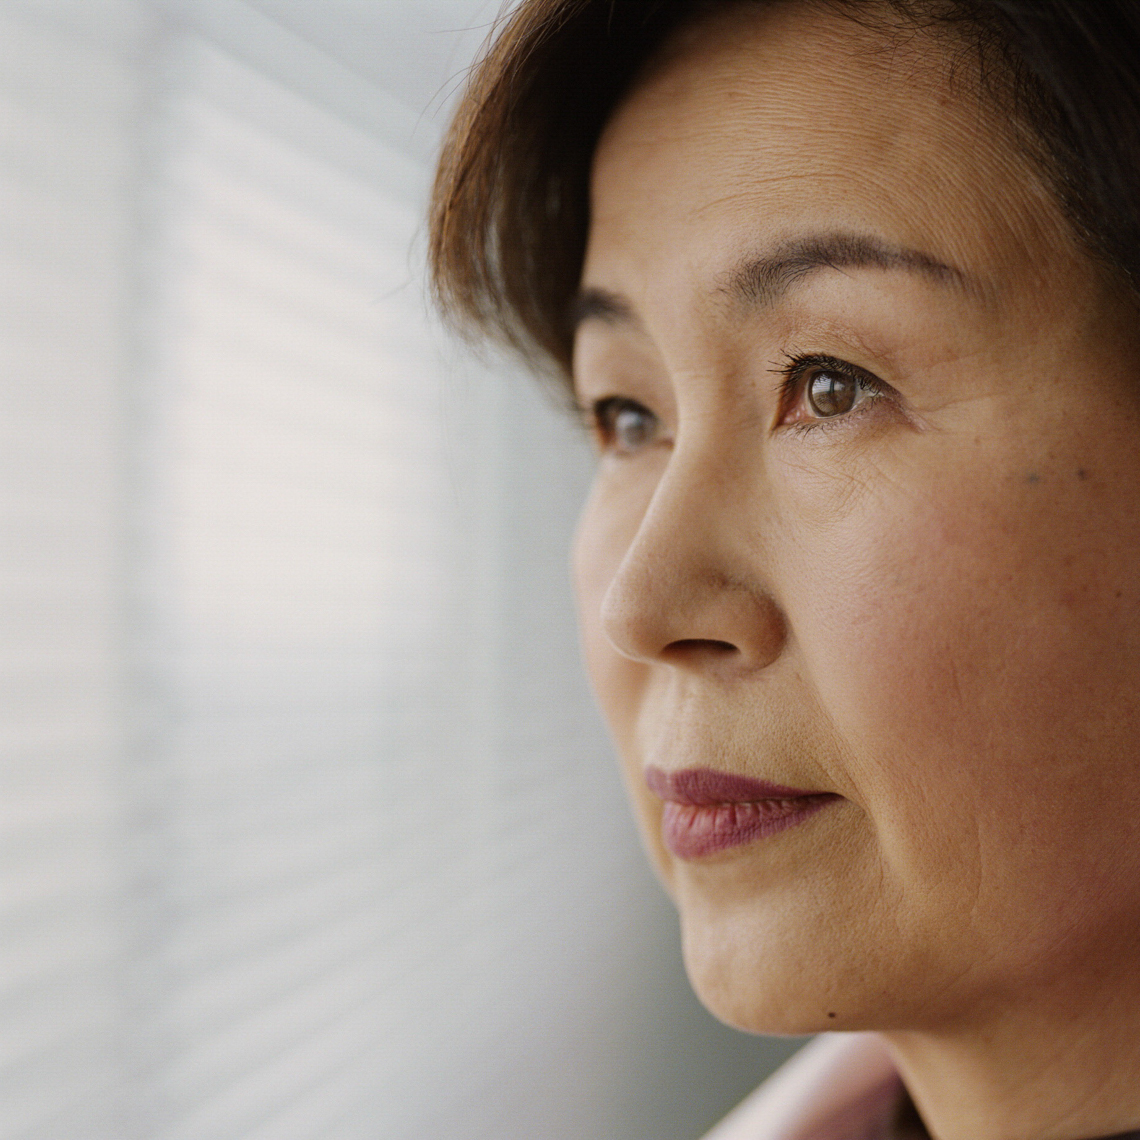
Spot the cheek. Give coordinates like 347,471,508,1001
789,464,1140,942
571,457,669,720
572,482,672,875
571,481,635,720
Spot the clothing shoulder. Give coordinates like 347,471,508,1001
700,1034,904,1140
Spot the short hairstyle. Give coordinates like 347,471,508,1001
429,0,1140,379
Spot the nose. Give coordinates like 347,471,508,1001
599,445,787,676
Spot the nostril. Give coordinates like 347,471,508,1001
661,638,739,664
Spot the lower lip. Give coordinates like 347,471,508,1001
660,795,839,859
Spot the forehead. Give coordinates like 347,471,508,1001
581,2,1067,324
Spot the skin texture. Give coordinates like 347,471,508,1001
570,4,1140,1139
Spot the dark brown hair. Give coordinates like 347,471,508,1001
429,0,1140,379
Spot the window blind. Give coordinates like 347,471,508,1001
0,3,146,1136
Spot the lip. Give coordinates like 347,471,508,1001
646,766,840,859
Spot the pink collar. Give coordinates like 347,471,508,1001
701,1034,905,1140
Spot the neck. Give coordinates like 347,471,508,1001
882,973,1140,1140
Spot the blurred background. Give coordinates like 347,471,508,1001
0,2,800,1137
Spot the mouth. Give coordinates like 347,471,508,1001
645,767,841,859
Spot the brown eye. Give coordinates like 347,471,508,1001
806,368,859,417
593,397,659,454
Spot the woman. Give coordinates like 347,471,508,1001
429,2,1140,1137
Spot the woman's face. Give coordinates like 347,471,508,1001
572,1,1140,1036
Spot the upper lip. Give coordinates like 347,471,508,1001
645,766,828,804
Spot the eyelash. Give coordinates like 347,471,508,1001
773,352,886,433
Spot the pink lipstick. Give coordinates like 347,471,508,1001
646,767,840,859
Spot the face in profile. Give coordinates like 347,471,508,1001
572,1,1140,1039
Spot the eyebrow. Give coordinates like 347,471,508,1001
571,230,971,331
570,286,639,330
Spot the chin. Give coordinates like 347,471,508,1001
673,882,889,1037
680,945,835,1035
